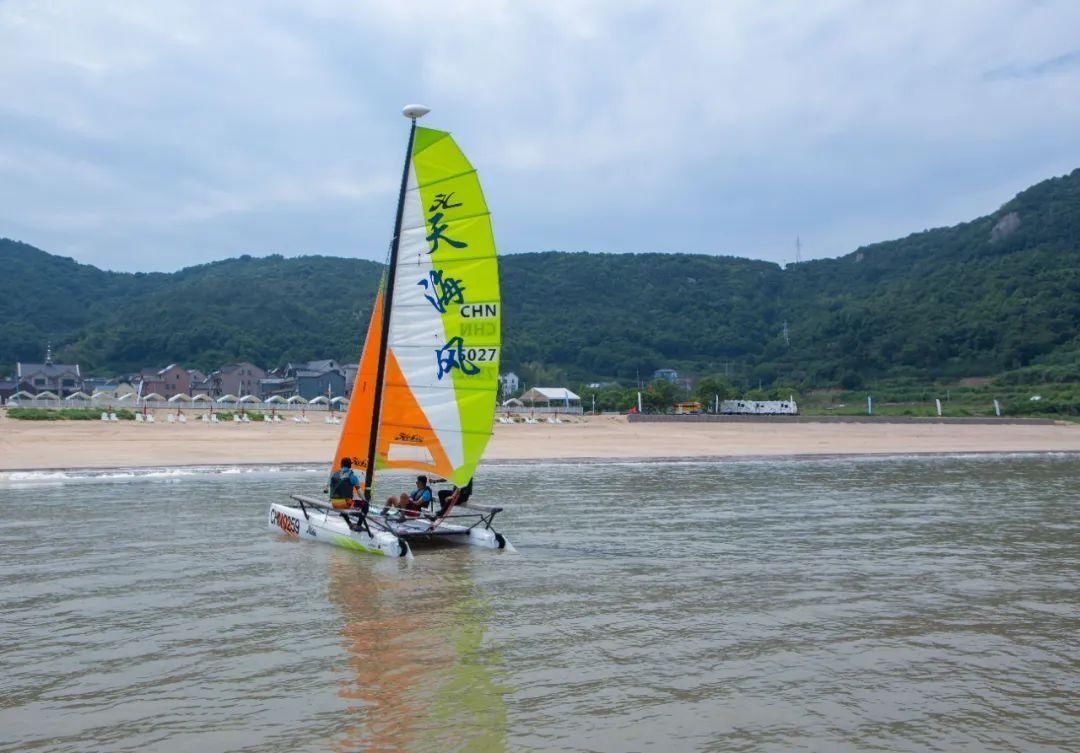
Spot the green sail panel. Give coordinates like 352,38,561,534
379,127,500,486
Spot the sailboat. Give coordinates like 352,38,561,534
268,104,512,558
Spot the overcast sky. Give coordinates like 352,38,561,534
2,0,1078,272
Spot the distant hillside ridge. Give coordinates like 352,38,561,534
2,167,1078,385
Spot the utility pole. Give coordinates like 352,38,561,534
795,236,802,264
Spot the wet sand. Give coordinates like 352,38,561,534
1,411,1078,471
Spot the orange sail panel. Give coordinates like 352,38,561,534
333,293,383,486
333,291,455,491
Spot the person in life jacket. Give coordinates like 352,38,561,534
434,476,472,515
325,457,365,510
381,475,433,518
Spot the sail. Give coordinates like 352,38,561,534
335,127,500,489
333,290,383,482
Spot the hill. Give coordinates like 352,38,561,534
2,167,1079,386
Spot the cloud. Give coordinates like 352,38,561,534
983,49,1080,81
0,0,1079,271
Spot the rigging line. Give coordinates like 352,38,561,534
363,118,418,495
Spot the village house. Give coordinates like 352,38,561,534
261,360,346,401
342,363,359,396
498,371,520,396
16,348,83,397
138,364,191,400
206,362,266,397
0,377,16,403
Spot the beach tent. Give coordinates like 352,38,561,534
217,394,239,403
64,391,92,401
520,387,580,407
331,396,349,405
142,392,166,402
238,394,260,403
91,390,113,401
115,392,135,401
168,393,193,403
33,390,59,400
501,398,524,407
286,395,308,404
309,395,331,405
191,393,211,402
264,395,288,404
8,390,35,404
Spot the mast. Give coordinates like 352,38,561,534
362,104,430,496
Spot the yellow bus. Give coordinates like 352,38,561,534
674,401,703,415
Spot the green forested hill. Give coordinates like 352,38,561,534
775,169,1080,385
2,167,1078,386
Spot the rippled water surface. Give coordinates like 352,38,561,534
1,455,1078,752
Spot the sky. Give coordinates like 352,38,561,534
1,0,1079,272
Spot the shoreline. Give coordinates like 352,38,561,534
2,412,1079,472
2,448,1079,476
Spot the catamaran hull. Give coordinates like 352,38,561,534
268,503,410,558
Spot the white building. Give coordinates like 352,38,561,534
520,387,580,407
720,399,798,415
498,371,520,396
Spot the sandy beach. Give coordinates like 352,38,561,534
1,411,1078,471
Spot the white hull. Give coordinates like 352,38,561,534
269,503,410,558
268,500,515,557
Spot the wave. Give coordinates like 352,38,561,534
0,463,324,486
2,451,1076,487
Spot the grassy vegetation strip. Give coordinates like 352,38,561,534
6,407,137,421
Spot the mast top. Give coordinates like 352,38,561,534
402,104,430,120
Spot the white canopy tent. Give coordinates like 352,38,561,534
64,391,92,401
191,394,211,402
168,393,193,403
286,395,308,404
115,392,135,401
309,395,331,405
331,396,348,405
142,392,166,402
238,394,260,403
264,395,288,404
520,387,581,407
33,390,59,400
217,394,239,404
8,390,35,403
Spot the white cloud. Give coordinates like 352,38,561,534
0,0,1078,270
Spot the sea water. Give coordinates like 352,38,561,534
0,455,1077,752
